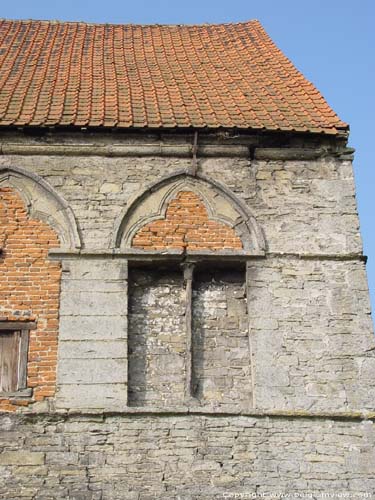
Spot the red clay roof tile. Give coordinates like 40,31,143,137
0,19,348,134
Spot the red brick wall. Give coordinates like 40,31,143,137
0,187,61,411
132,190,243,251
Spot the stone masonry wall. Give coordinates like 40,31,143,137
0,413,374,499
192,268,251,409
0,139,362,255
0,187,61,411
247,257,375,412
0,133,374,498
0,133,373,413
128,268,186,407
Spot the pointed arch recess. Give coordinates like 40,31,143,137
112,172,265,253
0,166,81,249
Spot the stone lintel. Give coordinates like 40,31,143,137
48,249,366,262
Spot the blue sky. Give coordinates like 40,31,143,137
2,0,375,313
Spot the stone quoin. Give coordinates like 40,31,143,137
0,18,374,499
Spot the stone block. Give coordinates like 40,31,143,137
62,259,128,281
59,315,127,340
58,358,127,384
59,340,127,359
100,182,121,193
45,452,79,465
56,383,127,410
62,278,127,293
60,290,127,316
0,452,45,465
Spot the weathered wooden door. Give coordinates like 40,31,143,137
0,331,20,392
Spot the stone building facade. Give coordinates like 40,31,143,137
0,19,374,499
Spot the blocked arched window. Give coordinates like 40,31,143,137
113,174,264,410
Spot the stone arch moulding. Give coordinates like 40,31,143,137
112,171,266,254
0,165,81,250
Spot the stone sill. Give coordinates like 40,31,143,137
0,388,33,399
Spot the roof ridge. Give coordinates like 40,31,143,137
0,18,261,28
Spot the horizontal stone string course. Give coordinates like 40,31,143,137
0,143,251,157
0,143,352,159
47,249,367,261
13,409,375,420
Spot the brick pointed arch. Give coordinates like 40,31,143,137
0,166,81,250
112,172,265,253
132,190,243,251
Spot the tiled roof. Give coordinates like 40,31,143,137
0,19,347,133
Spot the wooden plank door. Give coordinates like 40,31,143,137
0,331,20,392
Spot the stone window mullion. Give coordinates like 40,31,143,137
182,261,195,401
